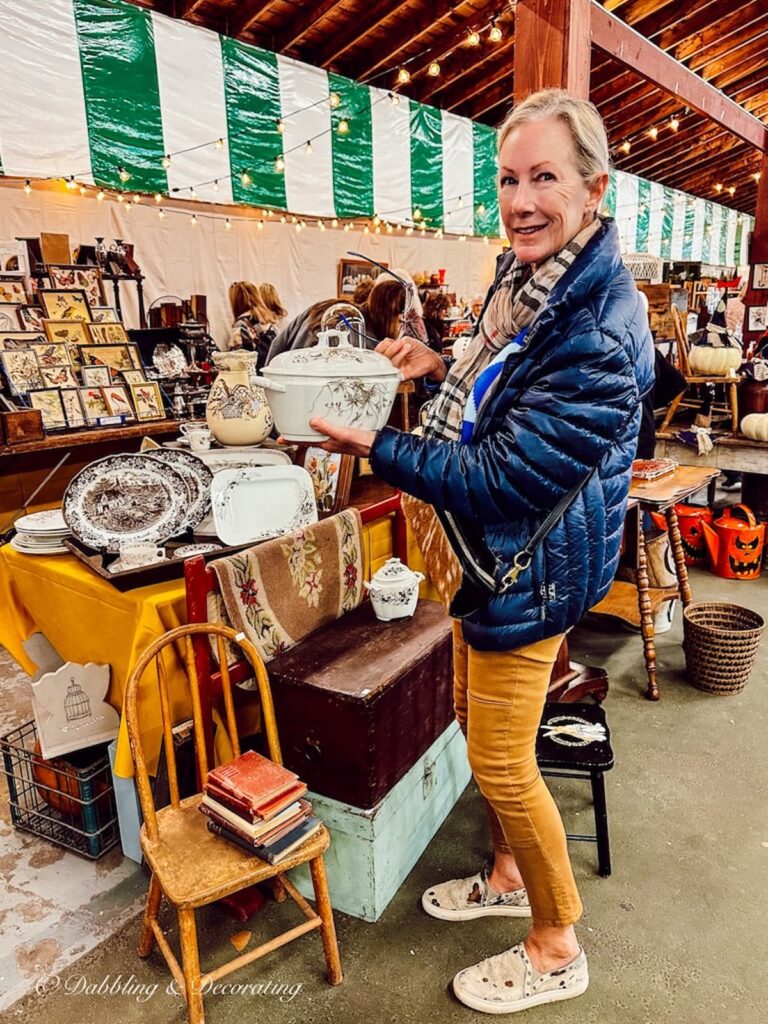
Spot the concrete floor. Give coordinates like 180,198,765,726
3,565,768,1024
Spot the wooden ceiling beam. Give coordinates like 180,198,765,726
436,51,515,111
600,96,685,147
178,0,206,18
628,122,732,175
272,0,349,52
654,1,734,53
659,142,753,193
313,0,418,67
693,31,768,86
229,0,278,39
707,44,768,94
412,37,515,107
462,76,516,121
680,153,758,198
687,22,768,74
590,2,768,152
346,0,476,81
403,9,512,97
671,2,768,65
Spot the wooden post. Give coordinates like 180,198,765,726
514,0,591,103
742,151,768,356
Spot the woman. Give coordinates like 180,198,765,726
266,298,366,362
258,282,288,326
310,89,653,1014
363,278,405,343
226,281,275,368
422,291,452,352
371,268,429,344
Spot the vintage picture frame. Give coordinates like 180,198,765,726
102,384,135,420
0,278,28,304
0,302,21,331
81,365,112,387
1,349,44,395
28,388,67,431
39,288,92,322
18,305,45,332
60,388,87,429
752,264,768,291
79,386,110,425
0,331,40,349
121,368,147,385
44,319,90,347
87,322,128,345
90,306,118,324
40,364,79,388
300,448,354,516
28,341,71,367
78,343,138,373
129,381,165,421
748,306,768,333
337,259,388,299
47,265,105,309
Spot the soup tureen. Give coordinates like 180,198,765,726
254,330,401,442
364,557,425,621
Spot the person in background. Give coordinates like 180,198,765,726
422,292,452,352
371,268,429,344
352,279,374,306
468,293,485,326
226,282,275,368
363,279,405,344
258,282,288,328
725,283,747,343
266,298,366,362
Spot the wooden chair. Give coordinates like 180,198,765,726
124,622,342,1024
660,306,739,432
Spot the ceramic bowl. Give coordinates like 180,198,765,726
255,330,401,442
363,557,425,621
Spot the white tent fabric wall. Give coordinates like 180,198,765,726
0,185,502,347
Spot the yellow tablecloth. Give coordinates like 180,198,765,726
0,516,403,779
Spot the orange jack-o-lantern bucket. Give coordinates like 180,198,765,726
650,504,714,566
701,504,765,580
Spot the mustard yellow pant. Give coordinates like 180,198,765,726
453,622,583,928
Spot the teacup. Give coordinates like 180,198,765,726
180,422,212,451
116,543,166,570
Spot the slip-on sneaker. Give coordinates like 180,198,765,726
421,865,530,921
452,942,589,1014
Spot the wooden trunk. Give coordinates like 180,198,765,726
267,600,454,810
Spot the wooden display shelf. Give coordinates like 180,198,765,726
1,420,180,457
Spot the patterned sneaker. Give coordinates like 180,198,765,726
421,865,530,921
452,942,589,1014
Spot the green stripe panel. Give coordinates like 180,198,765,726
703,201,714,263
473,123,499,236
682,197,695,260
329,73,373,219
604,170,617,217
636,178,651,252
719,209,729,264
410,102,443,229
221,37,285,208
734,215,744,264
660,187,674,260
73,0,166,192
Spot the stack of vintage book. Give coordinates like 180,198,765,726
200,750,319,864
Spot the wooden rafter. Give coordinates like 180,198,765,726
590,2,768,151
230,0,276,39
272,0,349,52
416,37,516,108
178,0,206,18
653,0,731,53
670,2,767,64
310,0,417,68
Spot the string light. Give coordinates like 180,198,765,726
118,166,131,182
467,30,480,46
337,118,350,135
65,175,77,190
24,179,31,195
213,180,220,192
241,169,252,185
162,154,172,169
305,140,313,154
621,140,631,154
79,185,87,195
133,193,141,203
728,185,736,196
276,119,286,134
117,192,124,203
477,202,486,215
329,92,341,108
413,207,422,220
97,189,105,202
715,183,723,192
428,61,441,77
754,171,762,183
214,137,224,149
373,215,380,226
331,218,338,228
158,208,165,219
406,226,414,235
154,192,163,203
647,126,659,141
396,67,411,85
189,188,197,199
225,217,231,230
389,92,400,105
257,220,264,230
363,224,370,234
669,116,680,131
190,213,197,226
318,220,326,231
489,19,502,42
280,214,286,223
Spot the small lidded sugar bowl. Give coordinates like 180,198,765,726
363,557,425,621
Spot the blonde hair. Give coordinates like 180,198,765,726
258,282,287,322
498,89,609,187
229,281,271,323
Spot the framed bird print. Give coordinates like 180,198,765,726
39,288,92,322
28,388,67,431
129,381,165,421
87,322,128,345
44,319,90,347
60,388,87,429
81,365,112,387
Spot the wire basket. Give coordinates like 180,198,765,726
683,603,765,695
0,720,119,859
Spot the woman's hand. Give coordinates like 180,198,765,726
306,419,376,457
375,336,447,383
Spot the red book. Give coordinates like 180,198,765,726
205,778,308,823
206,751,300,816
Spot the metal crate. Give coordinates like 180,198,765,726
0,720,119,859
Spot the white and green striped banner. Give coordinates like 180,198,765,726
0,0,754,258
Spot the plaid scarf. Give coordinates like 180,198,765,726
424,216,602,442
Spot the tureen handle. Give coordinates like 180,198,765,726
251,375,286,393
363,580,380,595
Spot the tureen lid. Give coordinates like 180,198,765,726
371,557,418,584
264,331,400,380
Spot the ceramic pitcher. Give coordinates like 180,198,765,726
206,350,273,446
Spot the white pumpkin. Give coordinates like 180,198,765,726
740,413,768,442
688,345,742,376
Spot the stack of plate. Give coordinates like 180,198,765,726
11,508,71,556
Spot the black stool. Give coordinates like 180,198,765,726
536,701,614,877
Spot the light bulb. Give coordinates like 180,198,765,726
337,118,349,135
24,179,31,195
295,222,301,233
489,20,502,42
389,92,400,105
133,193,141,203
375,225,381,233
715,182,723,192
241,170,252,185
79,185,87,195
225,218,231,230
621,139,631,154
648,126,658,140
158,208,165,219
291,215,298,224
483,235,489,245
305,140,313,154
213,180,220,192
373,215,380,226
280,215,286,223
459,234,466,242
190,188,197,199
66,175,77,190
477,202,486,215
118,166,130,182
329,92,341,108
190,214,197,226
413,207,422,220
363,224,370,234
274,156,285,172
331,218,338,228
467,30,480,46
214,137,224,150
117,193,124,203
457,195,464,208
753,171,762,183
420,226,426,235
396,67,411,85
97,190,105,202
428,61,440,77
162,154,171,169
728,185,736,195
125,201,132,212
670,116,680,131
257,221,264,231
406,226,413,235
387,223,393,233
276,119,285,134
154,192,162,203
319,220,326,231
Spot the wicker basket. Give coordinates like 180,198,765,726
683,603,764,695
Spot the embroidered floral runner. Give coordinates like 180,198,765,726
209,508,364,662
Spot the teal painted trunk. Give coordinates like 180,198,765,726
288,723,470,922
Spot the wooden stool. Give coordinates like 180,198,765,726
536,702,614,877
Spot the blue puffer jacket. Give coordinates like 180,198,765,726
370,218,654,651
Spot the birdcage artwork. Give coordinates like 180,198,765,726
64,678,92,722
